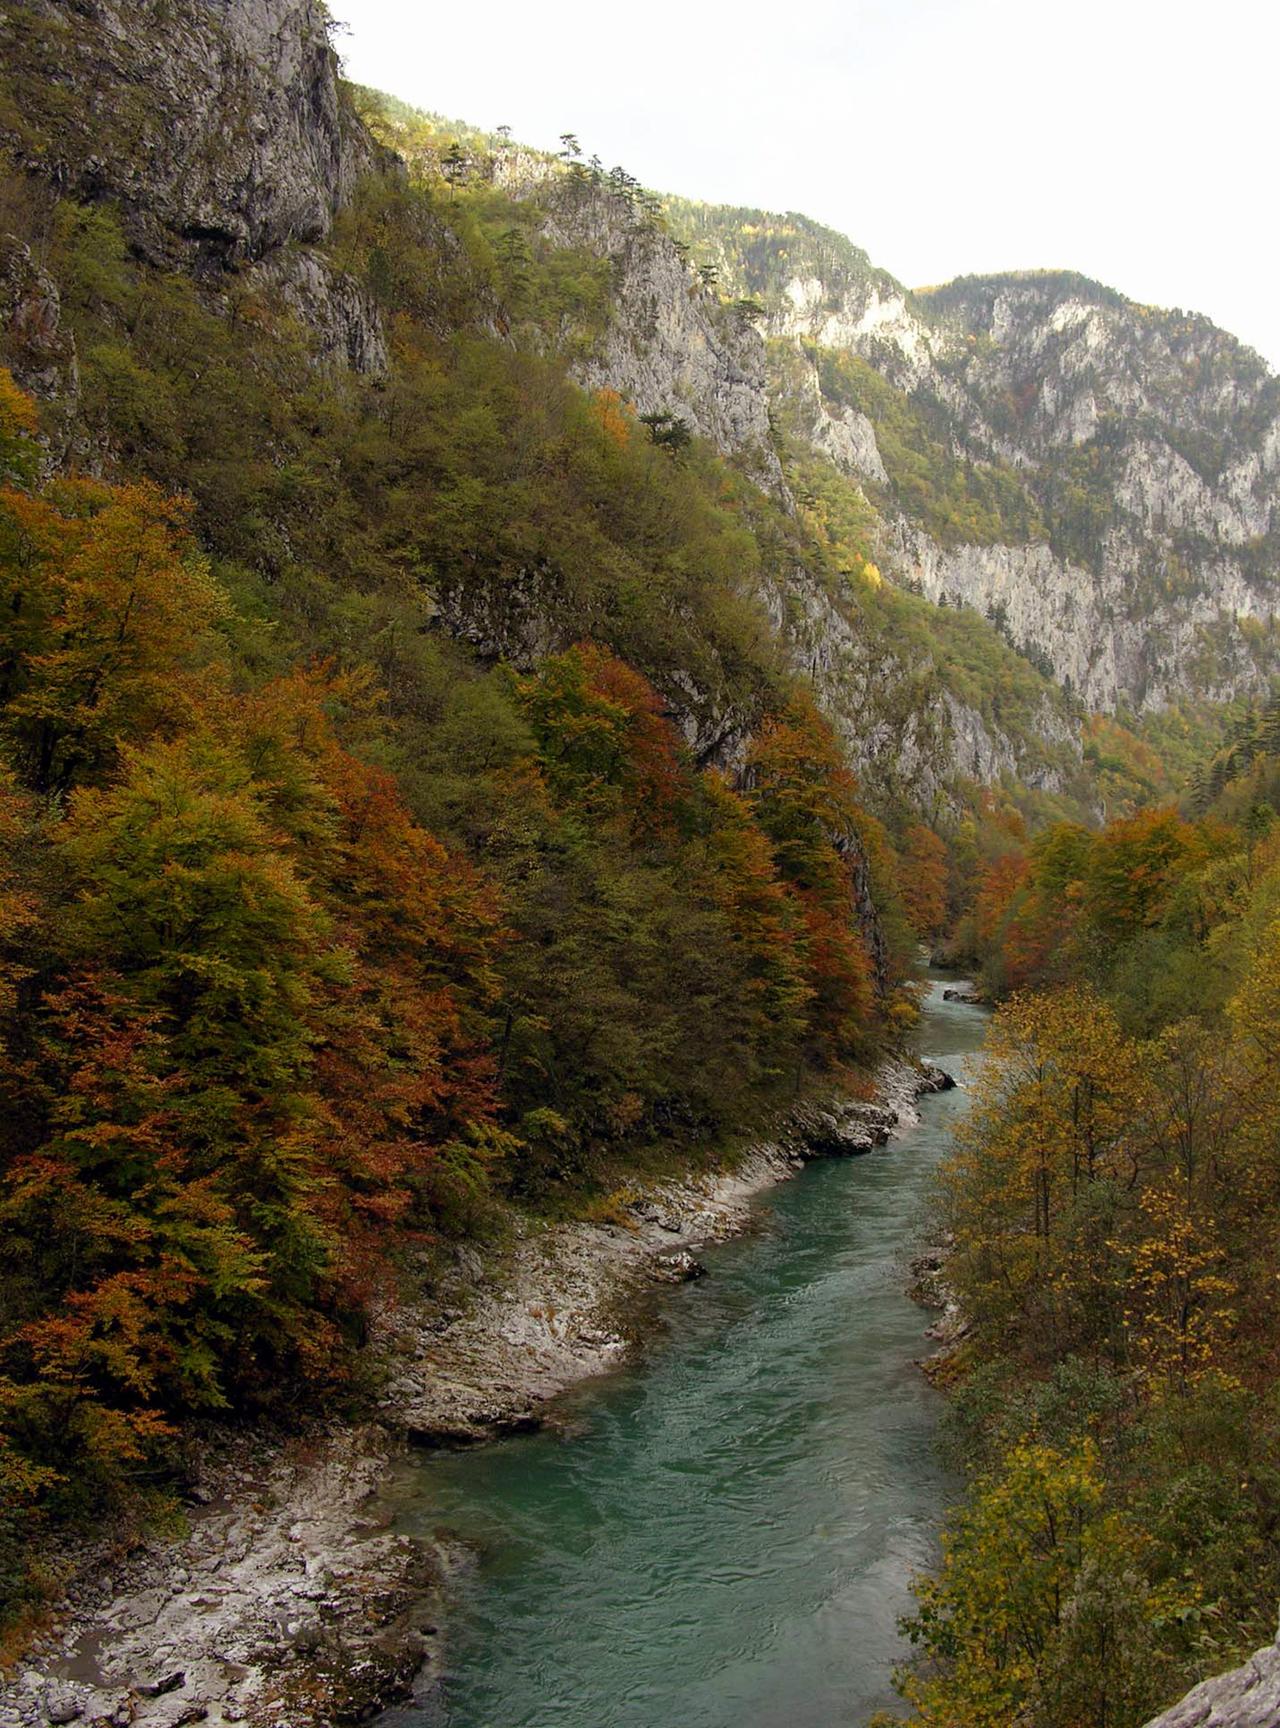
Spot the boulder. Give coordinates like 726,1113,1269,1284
43,1684,83,1726
1141,1620,1280,1726
650,1251,706,1285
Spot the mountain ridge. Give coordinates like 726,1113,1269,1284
360,97,1278,724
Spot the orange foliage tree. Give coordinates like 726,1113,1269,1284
747,692,877,1062
899,822,950,938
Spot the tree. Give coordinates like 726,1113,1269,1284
1083,807,1210,943
0,368,40,487
900,823,949,937
638,409,693,455
0,479,225,793
519,642,682,832
896,1440,1192,1728
941,987,1146,1361
748,694,877,1060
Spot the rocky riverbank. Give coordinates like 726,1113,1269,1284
0,1058,949,1728
908,1240,971,1375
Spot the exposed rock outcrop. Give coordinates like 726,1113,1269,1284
759,550,1081,804
795,279,1278,711
249,247,388,374
2,0,375,266
551,211,779,486
669,206,1280,713
0,236,76,402
489,160,783,489
1141,1622,1280,1728
0,0,389,374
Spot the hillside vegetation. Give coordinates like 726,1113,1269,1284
880,722,1280,1727
0,14,1275,1722
0,61,952,1637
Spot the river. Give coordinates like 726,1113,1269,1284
381,977,989,1728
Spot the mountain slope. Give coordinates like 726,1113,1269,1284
666,201,1280,711
354,104,1109,808
0,10,970,1656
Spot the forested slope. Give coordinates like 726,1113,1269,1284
0,0,933,1634
878,715,1280,1726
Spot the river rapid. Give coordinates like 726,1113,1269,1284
382,977,989,1728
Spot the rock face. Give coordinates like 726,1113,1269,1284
2,0,374,266
767,551,1081,801
0,0,388,373
0,237,76,402
472,166,1080,798
882,274,1280,711
488,159,781,487
545,189,780,487
1142,1624,1280,1728
672,207,1280,713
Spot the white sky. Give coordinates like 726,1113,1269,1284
332,0,1279,371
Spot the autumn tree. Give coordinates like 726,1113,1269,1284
899,822,949,938
0,478,225,793
896,1440,1193,1728
747,692,877,1061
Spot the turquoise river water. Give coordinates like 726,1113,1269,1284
382,977,989,1728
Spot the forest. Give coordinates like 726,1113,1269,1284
881,721,1280,1727
0,161,940,1636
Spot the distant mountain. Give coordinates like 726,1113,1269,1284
665,202,1280,713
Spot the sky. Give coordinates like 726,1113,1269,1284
331,0,1279,371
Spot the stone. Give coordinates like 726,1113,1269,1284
650,1251,706,1285
134,1676,183,1702
0,237,78,404
42,1684,82,1725
1141,1622,1280,1726
918,1062,957,1092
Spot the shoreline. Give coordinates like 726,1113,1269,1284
0,1056,950,1728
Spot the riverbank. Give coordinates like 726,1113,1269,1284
0,1059,951,1728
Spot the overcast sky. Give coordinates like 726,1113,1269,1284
332,0,1278,371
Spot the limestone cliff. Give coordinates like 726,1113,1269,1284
0,0,388,368
1,0,372,263
483,154,782,486
552,211,778,484
669,205,1280,713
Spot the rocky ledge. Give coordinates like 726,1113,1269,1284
0,1056,949,1728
